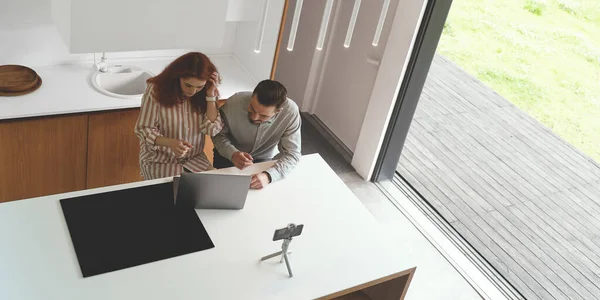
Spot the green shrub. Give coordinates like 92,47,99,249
556,0,582,18
525,0,545,15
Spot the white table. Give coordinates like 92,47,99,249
0,154,416,300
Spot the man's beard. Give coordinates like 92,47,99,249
248,114,262,124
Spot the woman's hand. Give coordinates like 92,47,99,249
168,138,193,157
206,72,220,99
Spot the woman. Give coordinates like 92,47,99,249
134,52,224,179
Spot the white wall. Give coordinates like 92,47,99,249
227,0,262,22
0,0,237,67
51,0,71,49
0,0,53,27
233,0,286,82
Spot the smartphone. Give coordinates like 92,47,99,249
273,224,304,241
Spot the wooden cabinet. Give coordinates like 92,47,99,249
0,108,219,203
86,108,218,189
87,109,143,189
0,114,88,203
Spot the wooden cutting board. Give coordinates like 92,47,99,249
0,65,42,96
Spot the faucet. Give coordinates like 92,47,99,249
97,52,108,72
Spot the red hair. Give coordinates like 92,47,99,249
147,52,218,113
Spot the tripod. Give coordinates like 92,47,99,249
260,237,294,277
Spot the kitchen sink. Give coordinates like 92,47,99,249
90,65,153,99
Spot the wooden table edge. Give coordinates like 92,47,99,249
316,266,417,300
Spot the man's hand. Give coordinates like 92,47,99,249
250,172,270,189
168,139,193,157
231,151,253,169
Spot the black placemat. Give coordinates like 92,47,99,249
60,182,214,278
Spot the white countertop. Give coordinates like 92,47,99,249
0,154,416,300
0,55,257,121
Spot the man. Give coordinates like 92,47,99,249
212,80,301,189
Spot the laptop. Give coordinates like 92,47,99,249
173,172,252,209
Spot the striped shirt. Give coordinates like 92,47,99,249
134,84,224,179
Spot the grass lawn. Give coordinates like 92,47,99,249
437,0,600,163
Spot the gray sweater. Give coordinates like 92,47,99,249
212,92,302,182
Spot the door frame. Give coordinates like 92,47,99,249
372,0,453,181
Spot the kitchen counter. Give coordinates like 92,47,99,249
0,55,257,121
0,154,416,300
0,54,258,203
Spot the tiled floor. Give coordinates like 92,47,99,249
341,173,484,300
301,120,485,300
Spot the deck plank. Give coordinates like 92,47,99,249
398,54,600,299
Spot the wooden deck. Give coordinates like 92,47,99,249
397,55,600,300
